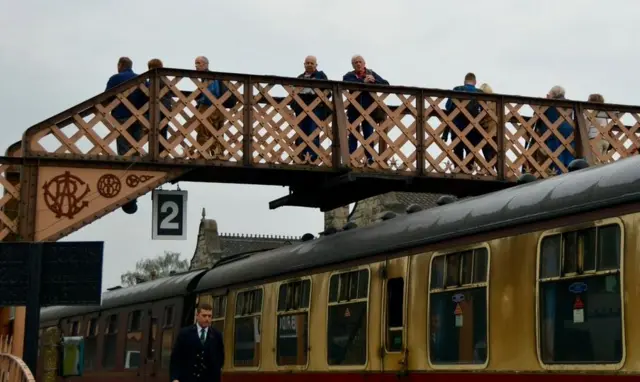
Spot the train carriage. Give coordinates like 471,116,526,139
37,155,640,381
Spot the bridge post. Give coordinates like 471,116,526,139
147,69,160,161
243,77,253,166
331,84,350,168
573,103,594,165
496,96,506,180
416,90,425,175
17,165,38,241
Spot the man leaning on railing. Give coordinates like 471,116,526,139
290,55,330,163
343,54,389,165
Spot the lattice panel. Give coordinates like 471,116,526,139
252,82,333,166
0,165,20,241
157,75,245,161
503,102,577,178
28,78,152,157
340,90,417,171
583,108,640,164
423,96,498,176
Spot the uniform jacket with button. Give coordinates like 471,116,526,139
169,324,224,382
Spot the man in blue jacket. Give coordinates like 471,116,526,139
343,55,389,164
105,57,147,214
105,57,147,156
442,72,483,171
291,55,330,163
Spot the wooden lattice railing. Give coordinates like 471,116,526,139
0,336,35,382
1,68,640,241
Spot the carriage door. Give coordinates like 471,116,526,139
380,257,409,374
142,306,160,382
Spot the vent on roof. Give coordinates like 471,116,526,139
301,233,315,241
568,158,589,172
436,195,457,206
517,173,537,185
343,222,358,230
321,227,339,236
406,204,423,214
379,211,397,221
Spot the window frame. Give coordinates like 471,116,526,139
159,303,176,371
211,293,228,333
535,218,626,371
426,243,491,370
82,314,99,371
325,265,371,370
101,311,120,371
383,276,406,354
274,276,313,370
231,286,264,370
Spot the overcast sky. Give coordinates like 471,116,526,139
1,0,639,290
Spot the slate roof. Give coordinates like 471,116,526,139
348,191,447,222
218,233,300,257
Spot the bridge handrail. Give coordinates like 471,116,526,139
16,67,640,180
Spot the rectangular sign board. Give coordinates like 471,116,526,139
152,189,188,240
0,241,104,307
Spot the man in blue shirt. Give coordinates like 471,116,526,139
105,57,146,214
105,57,147,156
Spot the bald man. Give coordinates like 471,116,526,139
342,55,389,164
291,55,330,163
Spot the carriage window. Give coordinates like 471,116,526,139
385,277,404,352
124,310,143,369
276,279,311,366
234,288,263,367
70,320,80,336
212,296,227,334
160,306,175,370
327,268,369,366
102,314,118,369
84,318,98,370
429,248,489,365
163,306,174,328
538,224,622,364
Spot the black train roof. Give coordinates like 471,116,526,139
40,269,207,323
40,156,640,322
195,155,640,292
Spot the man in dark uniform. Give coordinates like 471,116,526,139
170,303,224,382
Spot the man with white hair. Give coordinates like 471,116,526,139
191,55,226,158
342,54,389,164
291,55,329,163
547,85,565,99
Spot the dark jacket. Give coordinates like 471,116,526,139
169,325,224,382
105,69,147,120
342,69,389,117
442,84,483,141
291,70,330,117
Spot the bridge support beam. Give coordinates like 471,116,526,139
269,172,513,211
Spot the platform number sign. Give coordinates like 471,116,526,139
152,190,188,240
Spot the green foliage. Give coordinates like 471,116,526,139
120,251,189,287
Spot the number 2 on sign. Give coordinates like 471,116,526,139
160,201,179,229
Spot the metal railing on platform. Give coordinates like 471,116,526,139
0,336,35,382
